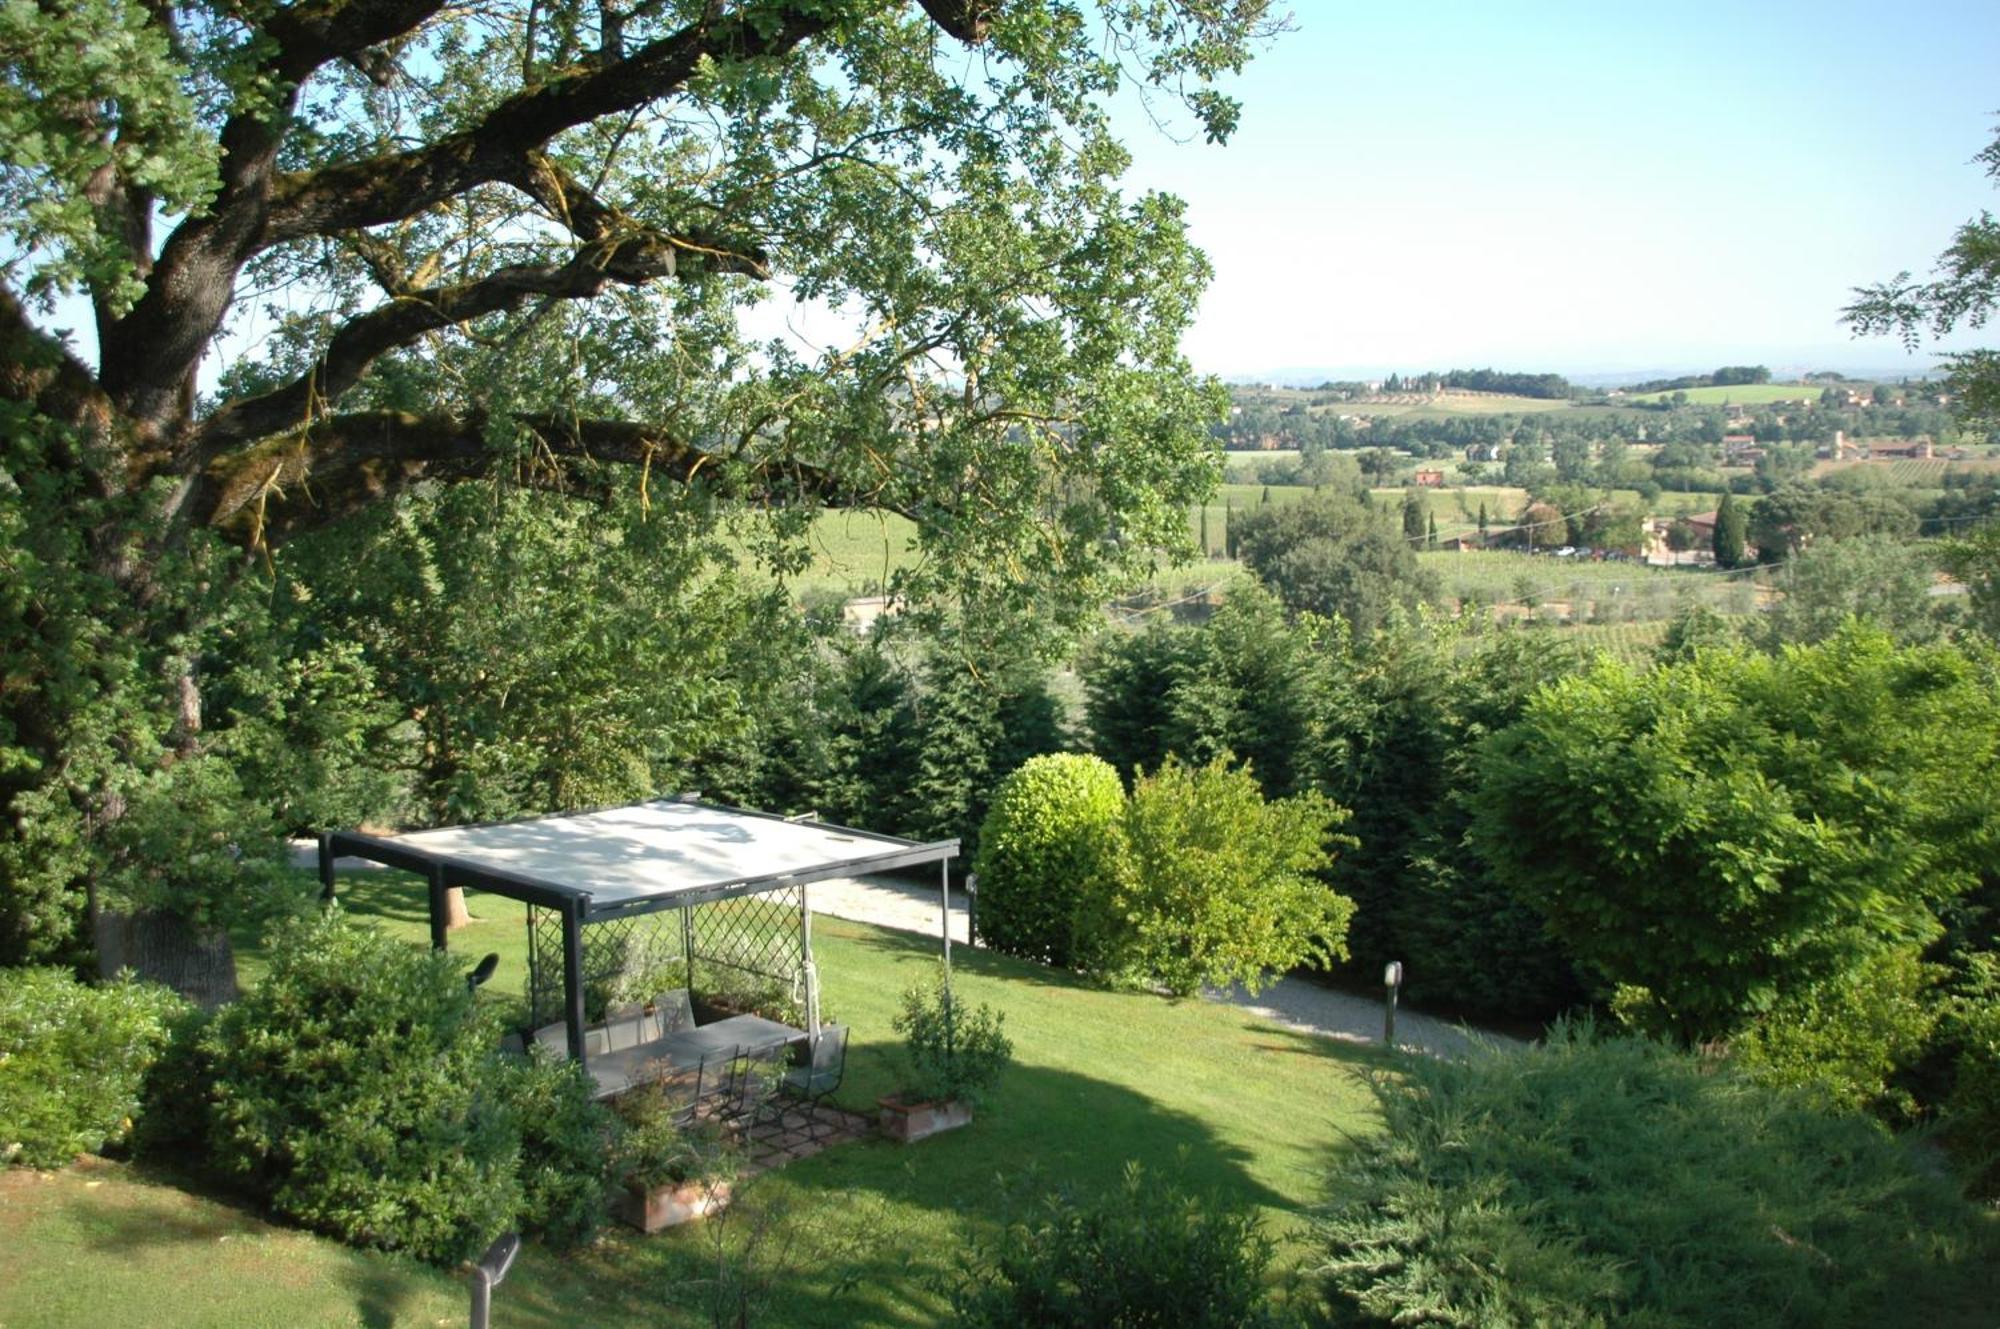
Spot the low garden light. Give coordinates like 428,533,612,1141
467,1231,519,1329
1383,961,1403,1047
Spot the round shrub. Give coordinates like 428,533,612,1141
972,753,1125,969
0,967,188,1168
199,909,523,1264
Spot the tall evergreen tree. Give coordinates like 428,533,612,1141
1402,489,1427,543
1714,493,1748,568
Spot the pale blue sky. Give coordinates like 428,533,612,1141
1114,0,2000,380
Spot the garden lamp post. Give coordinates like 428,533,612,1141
1383,961,1403,1047
468,1231,519,1329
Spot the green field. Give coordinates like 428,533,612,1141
1625,383,1818,405
1420,549,1762,619
0,873,1385,1328
1337,392,1574,418
1814,457,2000,486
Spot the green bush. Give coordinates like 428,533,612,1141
0,967,189,1168
1942,954,2000,1196
1316,1024,2000,1328
1733,945,1939,1119
1115,756,1353,997
199,910,524,1264
500,1051,613,1246
893,973,1013,1108
946,1163,1287,1328
972,753,1125,969
610,1083,734,1191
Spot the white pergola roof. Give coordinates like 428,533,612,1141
329,798,957,919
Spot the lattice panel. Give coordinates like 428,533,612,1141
689,885,805,988
524,904,686,1031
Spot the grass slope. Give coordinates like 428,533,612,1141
1626,383,1818,405
1,874,1384,1328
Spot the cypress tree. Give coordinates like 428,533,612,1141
1199,503,1211,556
1428,513,1439,549
1714,493,1747,569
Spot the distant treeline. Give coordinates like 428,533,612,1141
1376,368,1575,399
1625,366,1772,393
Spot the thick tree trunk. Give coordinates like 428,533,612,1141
444,885,472,930
95,909,241,1008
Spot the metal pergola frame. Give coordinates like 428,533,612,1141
317,796,958,1075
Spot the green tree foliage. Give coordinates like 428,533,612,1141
971,754,1125,970
1399,488,1426,543
1712,491,1747,568
1471,628,2000,1041
1314,621,1587,1020
948,1164,1286,1329
1748,484,1919,562
1085,606,1588,1022
1655,598,1739,664
1732,946,1939,1119
1082,586,1329,797
280,487,781,826
198,910,610,1263
1316,1025,2000,1329
1,0,1269,964
1114,755,1353,997
892,972,1013,1109
0,968,188,1168
1845,122,2000,427
1230,494,1439,635
1939,522,2000,640
1760,533,1941,647
1940,955,2000,1195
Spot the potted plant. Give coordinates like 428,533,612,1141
880,973,1013,1143
610,1085,736,1233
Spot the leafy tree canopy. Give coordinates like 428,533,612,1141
1845,119,2000,427
0,0,1279,961
1471,626,2000,1041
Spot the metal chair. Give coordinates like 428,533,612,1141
651,989,694,1035
722,1043,786,1124
777,1025,848,1142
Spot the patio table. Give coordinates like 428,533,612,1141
588,1013,804,1099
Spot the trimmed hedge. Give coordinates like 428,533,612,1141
972,754,1125,969
0,967,188,1168
1317,1025,2000,1328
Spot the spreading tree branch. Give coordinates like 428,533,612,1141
191,409,900,546
194,212,761,456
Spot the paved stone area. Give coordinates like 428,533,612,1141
732,1103,875,1176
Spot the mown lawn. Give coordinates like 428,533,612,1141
0,874,1384,1327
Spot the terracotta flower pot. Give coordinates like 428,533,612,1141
614,1177,732,1233
877,1094,974,1143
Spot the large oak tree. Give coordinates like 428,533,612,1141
0,0,1273,962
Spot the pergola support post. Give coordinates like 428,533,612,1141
427,865,449,951
679,904,694,991
317,834,337,903
561,900,588,1068
940,859,952,980
800,880,820,1041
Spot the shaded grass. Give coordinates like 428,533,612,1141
0,873,1385,1327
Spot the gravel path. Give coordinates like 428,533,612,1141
294,844,1511,1057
